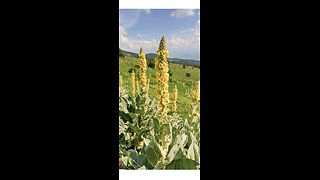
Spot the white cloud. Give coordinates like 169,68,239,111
168,34,191,47
119,26,128,45
119,10,199,59
195,20,200,43
170,20,200,59
170,9,194,18
119,23,158,53
120,24,200,59
166,34,199,59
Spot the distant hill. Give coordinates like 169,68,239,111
121,50,138,58
169,58,200,67
145,53,157,59
120,49,200,67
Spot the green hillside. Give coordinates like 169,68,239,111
119,56,200,118
120,48,200,67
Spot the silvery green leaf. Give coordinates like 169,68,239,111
145,140,163,167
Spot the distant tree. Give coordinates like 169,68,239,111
119,48,126,57
147,58,156,68
183,64,186,69
128,67,135,73
168,69,173,77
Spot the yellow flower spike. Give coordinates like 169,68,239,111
119,75,123,87
139,47,147,93
155,36,170,123
131,70,135,96
192,81,200,101
146,76,151,96
136,78,140,94
172,85,178,113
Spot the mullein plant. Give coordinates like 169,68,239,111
172,85,178,113
139,47,147,94
191,80,200,122
155,36,170,123
119,74,123,87
131,70,135,97
146,76,151,96
192,81,200,102
136,78,140,94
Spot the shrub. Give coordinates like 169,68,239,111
186,73,191,77
148,58,156,68
128,67,135,73
148,62,155,68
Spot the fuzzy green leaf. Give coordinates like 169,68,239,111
128,150,147,169
187,142,200,163
145,140,162,167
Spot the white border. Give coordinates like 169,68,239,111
119,0,200,9
119,170,200,180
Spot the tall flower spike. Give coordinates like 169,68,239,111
131,70,135,96
156,36,170,123
136,78,140,94
172,85,178,112
139,47,147,93
146,76,151,96
191,80,200,122
192,81,200,101
119,75,123,87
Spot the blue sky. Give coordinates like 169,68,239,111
119,9,200,60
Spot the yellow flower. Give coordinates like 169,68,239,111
172,85,178,112
192,81,200,101
139,48,147,93
136,78,140,94
156,36,170,122
146,76,151,96
131,70,135,96
119,75,123,87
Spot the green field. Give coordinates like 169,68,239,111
119,56,200,118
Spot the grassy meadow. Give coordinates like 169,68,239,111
119,56,200,119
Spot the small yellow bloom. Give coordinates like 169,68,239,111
119,75,123,87
136,78,140,94
192,81,200,101
146,76,151,96
172,85,178,112
131,70,135,96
